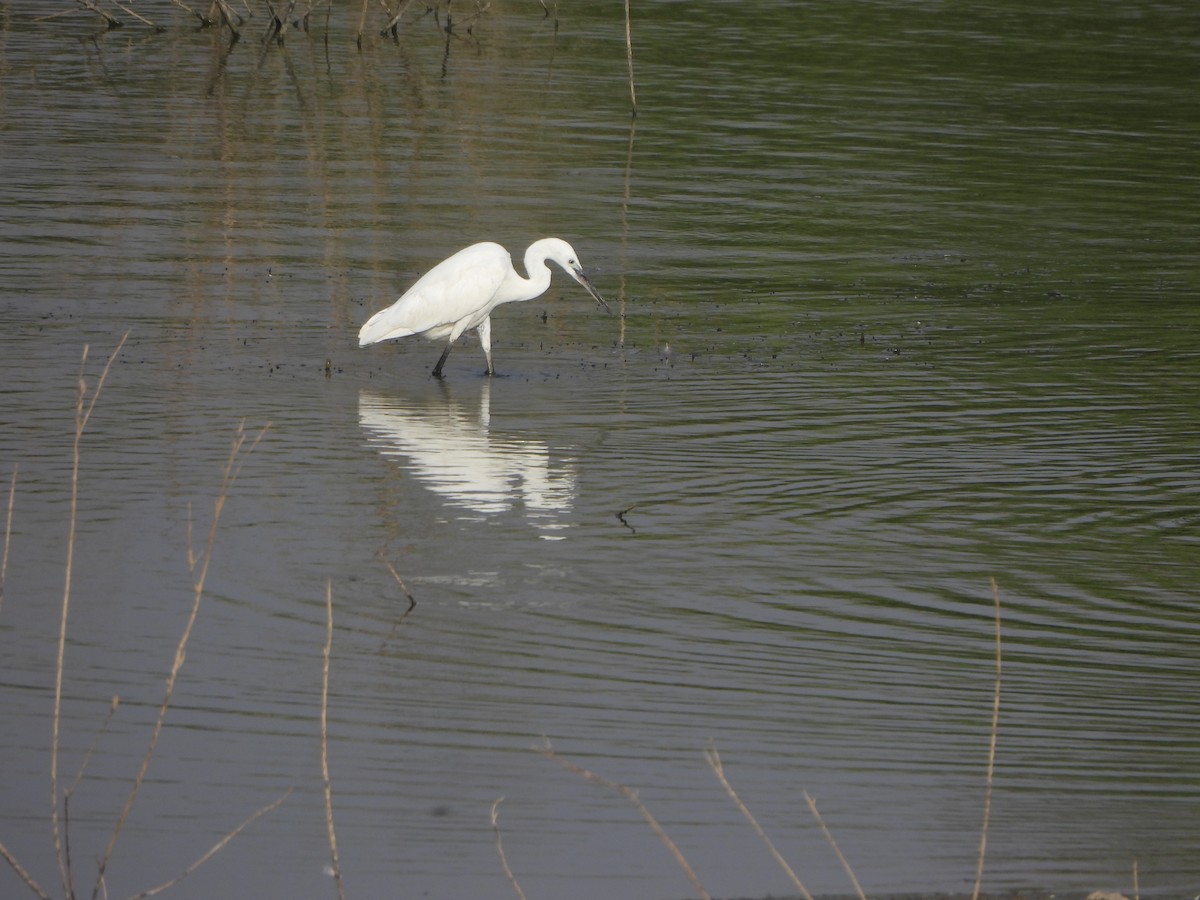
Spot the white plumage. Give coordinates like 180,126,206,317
359,238,608,377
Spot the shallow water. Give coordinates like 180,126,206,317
2,1,1199,898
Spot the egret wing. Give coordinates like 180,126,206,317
359,243,511,346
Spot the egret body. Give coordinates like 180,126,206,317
358,238,608,377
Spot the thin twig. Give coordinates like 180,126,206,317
970,577,1003,900
490,798,527,900
803,792,866,900
704,746,814,900
1132,859,1139,900
53,334,127,900
323,580,345,900
0,464,15,613
91,419,269,900
128,790,292,900
537,739,710,900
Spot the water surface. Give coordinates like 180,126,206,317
1,2,1198,898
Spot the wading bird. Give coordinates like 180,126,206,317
358,238,609,377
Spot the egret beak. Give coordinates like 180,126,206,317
572,269,612,315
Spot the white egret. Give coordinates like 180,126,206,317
358,238,609,377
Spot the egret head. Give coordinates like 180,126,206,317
533,238,612,314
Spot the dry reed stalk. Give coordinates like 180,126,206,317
52,334,127,900
803,792,866,900
703,746,814,900
490,798,527,900
128,789,292,900
970,576,1003,900
537,739,711,900
323,580,346,900
90,418,269,900
624,0,637,115
1,464,15,614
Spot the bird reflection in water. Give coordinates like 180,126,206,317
358,383,575,539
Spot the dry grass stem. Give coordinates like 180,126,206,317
0,464,15,613
323,580,346,900
803,792,866,900
91,418,269,900
704,746,814,900
128,789,292,900
537,739,711,900
0,841,53,900
53,334,127,900
971,577,1003,900
1132,859,1139,900
490,798,527,900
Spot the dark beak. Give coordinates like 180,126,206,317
573,270,612,315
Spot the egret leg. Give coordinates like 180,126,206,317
432,342,453,378
477,316,494,376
